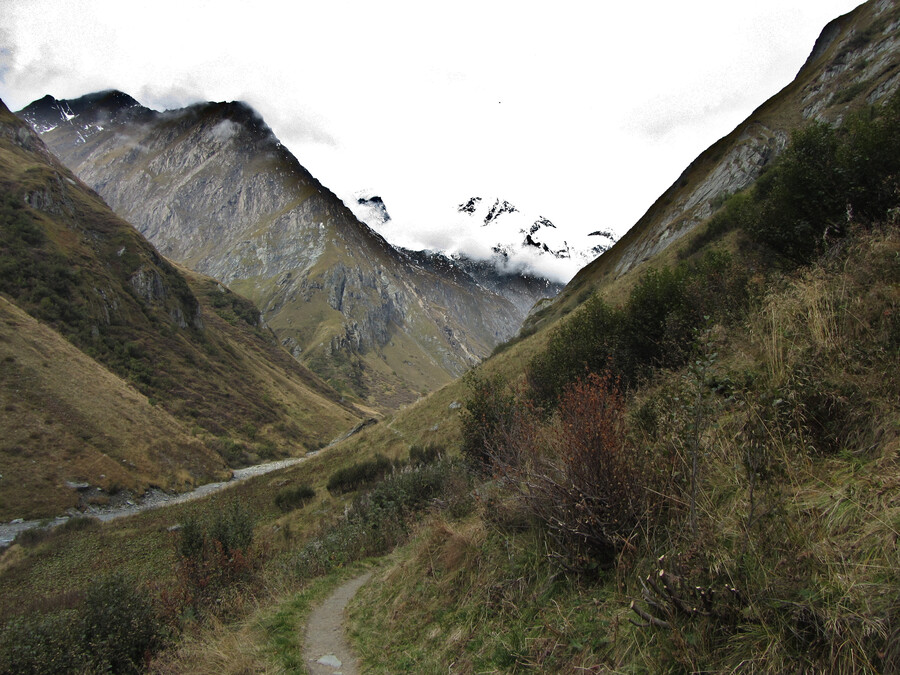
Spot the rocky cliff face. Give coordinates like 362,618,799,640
399,248,563,317
19,94,526,407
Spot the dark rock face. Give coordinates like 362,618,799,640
457,196,482,214
483,199,517,226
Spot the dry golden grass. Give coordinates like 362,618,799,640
0,297,229,520
346,228,900,673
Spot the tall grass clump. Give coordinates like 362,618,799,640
163,499,261,620
296,459,472,578
326,453,394,494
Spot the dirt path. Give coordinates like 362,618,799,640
304,571,372,675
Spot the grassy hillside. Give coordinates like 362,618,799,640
1,5,898,672
348,224,899,673
0,296,228,521
334,88,900,672
0,99,363,519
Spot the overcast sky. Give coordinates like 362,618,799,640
1,0,864,280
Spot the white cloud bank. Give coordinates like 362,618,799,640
0,0,865,282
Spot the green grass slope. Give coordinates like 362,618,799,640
0,296,228,521
333,73,900,671
0,99,364,518
348,224,900,673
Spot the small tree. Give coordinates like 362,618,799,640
80,573,162,674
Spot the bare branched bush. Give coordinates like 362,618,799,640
493,372,661,572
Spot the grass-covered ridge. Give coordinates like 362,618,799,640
347,223,899,675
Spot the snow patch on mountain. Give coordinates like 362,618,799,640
353,192,617,284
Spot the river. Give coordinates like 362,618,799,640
0,454,315,547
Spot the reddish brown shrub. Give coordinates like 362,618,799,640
499,371,658,571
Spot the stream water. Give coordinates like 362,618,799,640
0,454,315,547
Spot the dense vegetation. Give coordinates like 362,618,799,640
684,92,900,263
434,91,900,671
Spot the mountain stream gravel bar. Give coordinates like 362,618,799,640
0,454,317,547
304,572,372,675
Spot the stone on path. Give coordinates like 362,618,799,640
304,572,372,675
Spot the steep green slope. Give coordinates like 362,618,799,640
321,8,900,670
348,221,900,673
338,91,900,666
0,296,228,521
0,99,363,518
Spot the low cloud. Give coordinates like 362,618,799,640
365,205,590,285
209,118,239,142
137,83,206,112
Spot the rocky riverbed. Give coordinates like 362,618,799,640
0,454,314,547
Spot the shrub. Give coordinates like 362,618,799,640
498,372,660,572
327,454,394,494
207,499,255,555
78,573,162,674
409,443,443,466
57,515,100,534
460,370,521,471
528,251,751,408
527,295,627,406
750,122,847,264
742,92,900,265
211,436,253,467
177,516,205,560
274,484,315,512
0,611,82,675
170,500,259,616
296,460,472,577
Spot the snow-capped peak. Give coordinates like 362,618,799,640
350,190,618,284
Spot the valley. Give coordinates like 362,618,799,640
19,94,561,409
1,1,899,672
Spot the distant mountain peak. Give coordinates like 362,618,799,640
458,197,482,214
18,89,149,136
352,192,391,226
484,199,518,226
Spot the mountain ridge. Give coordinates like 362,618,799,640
536,0,899,328
0,99,364,518
18,94,543,408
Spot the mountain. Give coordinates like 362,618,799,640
16,95,535,409
355,192,617,285
349,190,392,227
397,248,563,318
537,0,900,326
0,99,363,519
452,196,617,274
349,191,567,314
